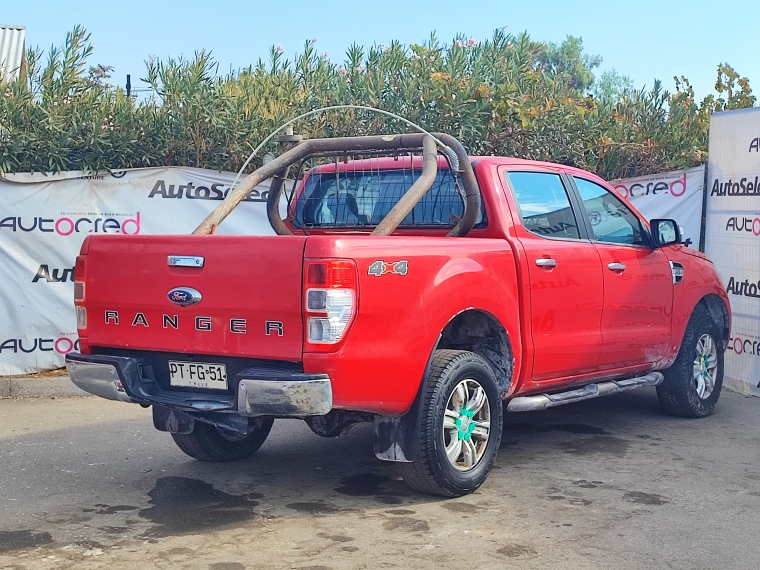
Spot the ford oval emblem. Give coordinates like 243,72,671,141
167,287,202,307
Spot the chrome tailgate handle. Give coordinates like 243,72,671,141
535,258,557,268
168,256,205,268
608,262,626,271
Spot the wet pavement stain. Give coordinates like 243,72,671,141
83,504,139,515
372,495,403,505
138,476,258,537
334,473,407,504
506,423,607,435
208,563,245,570
100,526,129,535
567,498,593,506
0,530,53,553
575,479,604,488
384,509,415,515
440,502,478,513
623,491,669,505
317,533,354,542
382,517,430,532
557,435,630,457
497,543,539,558
286,502,342,515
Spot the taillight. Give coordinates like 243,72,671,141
74,255,87,337
304,260,358,346
76,306,87,328
74,256,86,302
74,253,90,352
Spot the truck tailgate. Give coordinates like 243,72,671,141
82,235,306,360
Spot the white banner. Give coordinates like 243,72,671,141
705,108,760,396
0,167,278,376
610,165,705,249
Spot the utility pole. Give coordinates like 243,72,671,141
126,74,131,97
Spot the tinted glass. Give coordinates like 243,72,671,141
507,172,580,239
574,177,646,246
294,168,484,228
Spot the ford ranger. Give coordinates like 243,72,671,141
66,132,730,497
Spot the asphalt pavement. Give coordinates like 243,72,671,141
1,388,759,570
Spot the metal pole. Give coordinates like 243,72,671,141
371,135,438,236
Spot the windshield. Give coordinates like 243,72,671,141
293,168,484,229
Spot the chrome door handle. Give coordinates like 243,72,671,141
535,258,557,268
608,262,626,271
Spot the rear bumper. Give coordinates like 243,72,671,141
66,358,132,403
65,352,332,417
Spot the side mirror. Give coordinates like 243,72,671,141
650,219,681,248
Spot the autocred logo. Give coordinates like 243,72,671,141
729,335,760,355
613,171,688,199
148,180,267,202
725,215,760,236
728,336,760,388
0,212,141,235
0,335,79,354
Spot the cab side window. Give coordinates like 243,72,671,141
574,177,646,246
507,172,580,240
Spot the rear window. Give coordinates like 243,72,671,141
293,168,485,229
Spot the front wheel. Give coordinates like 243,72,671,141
657,309,724,418
399,350,503,497
171,417,274,462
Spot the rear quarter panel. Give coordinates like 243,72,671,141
303,236,521,414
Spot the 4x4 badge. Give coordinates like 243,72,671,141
368,260,408,277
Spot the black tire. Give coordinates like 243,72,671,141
399,350,503,497
657,308,724,418
171,417,274,462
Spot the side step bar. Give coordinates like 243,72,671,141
506,372,664,412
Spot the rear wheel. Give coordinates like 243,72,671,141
657,309,724,418
399,350,503,497
171,417,274,462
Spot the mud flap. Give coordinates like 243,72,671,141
373,340,440,463
153,405,195,434
373,391,423,462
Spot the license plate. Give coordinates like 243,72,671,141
168,361,227,390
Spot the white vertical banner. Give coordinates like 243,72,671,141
705,108,760,396
610,165,705,249
0,167,278,376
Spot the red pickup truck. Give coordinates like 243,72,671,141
67,133,730,497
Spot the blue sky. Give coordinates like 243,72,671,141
4,0,759,100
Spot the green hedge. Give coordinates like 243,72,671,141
0,26,755,179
